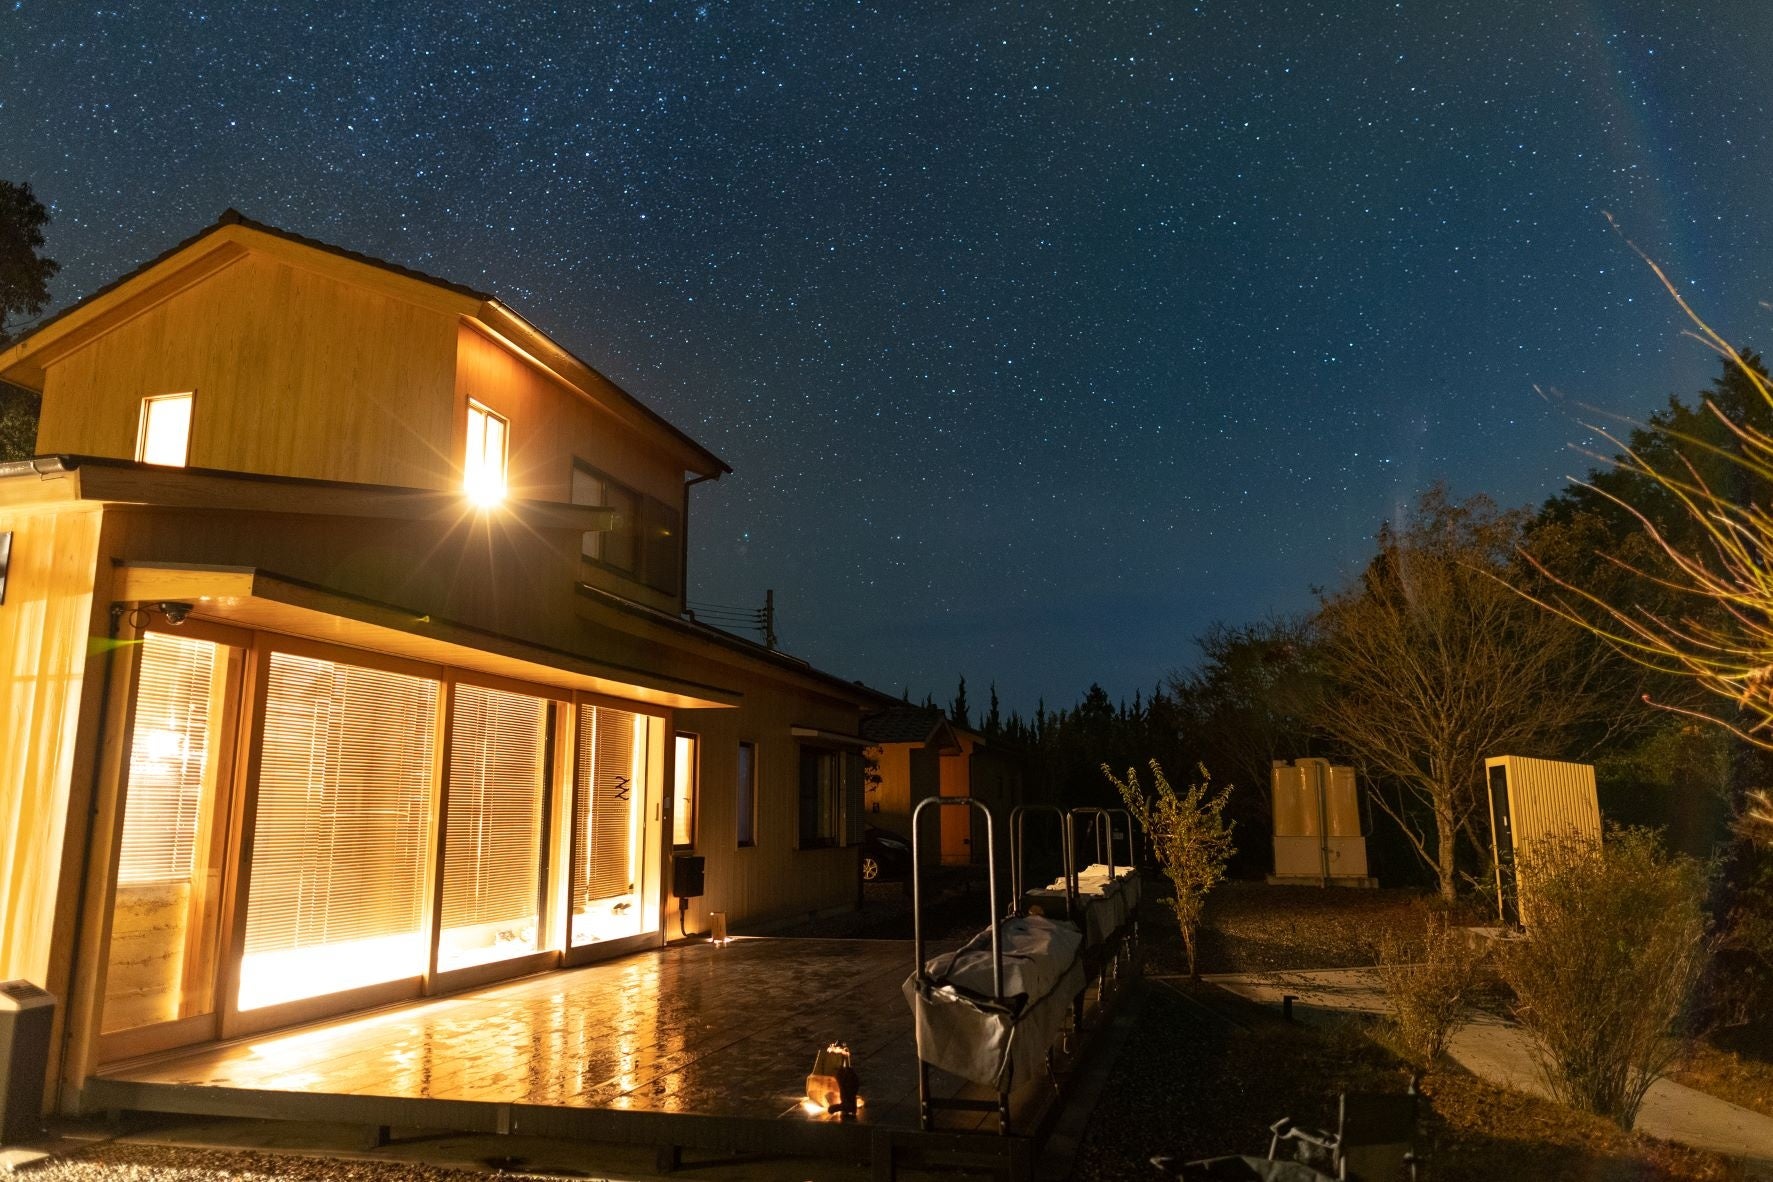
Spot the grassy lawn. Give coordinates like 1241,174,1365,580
1073,880,1748,1181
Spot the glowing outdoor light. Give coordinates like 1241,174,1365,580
805,1042,859,1118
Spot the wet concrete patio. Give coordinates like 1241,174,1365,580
85,938,1069,1176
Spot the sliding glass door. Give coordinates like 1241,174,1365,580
237,652,438,1012
437,684,550,971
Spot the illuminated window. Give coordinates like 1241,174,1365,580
464,399,508,505
103,631,229,1034
673,733,698,849
136,393,193,467
736,742,757,848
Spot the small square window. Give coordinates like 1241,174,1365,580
137,393,193,467
464,399,508,505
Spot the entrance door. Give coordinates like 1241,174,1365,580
568,703,659,952
939,751,971,865
1489,763,1520,926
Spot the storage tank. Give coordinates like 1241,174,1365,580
1486,755,1600,927
1269,758,1375,887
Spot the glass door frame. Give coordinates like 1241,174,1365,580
560,691,670,970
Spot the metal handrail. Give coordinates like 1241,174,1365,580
910,795,1001,999
1009,803,1073,917
1068,807,1118,876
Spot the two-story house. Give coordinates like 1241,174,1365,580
0,211,886,1112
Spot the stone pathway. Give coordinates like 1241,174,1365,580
1206,966,1773,1176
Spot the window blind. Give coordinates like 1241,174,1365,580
240,652,437,1008
575,704,643,904
117,632,218,885
439,684,547,967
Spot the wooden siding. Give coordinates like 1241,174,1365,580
36,252,460,489
455,325,686,613
673,691,862,933
0,504,102,990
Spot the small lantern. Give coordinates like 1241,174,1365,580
709,911,729,946
805,1042,859,1117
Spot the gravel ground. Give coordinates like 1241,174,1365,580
10,1143,519,1181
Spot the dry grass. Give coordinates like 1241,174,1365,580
1076,881,1745,1181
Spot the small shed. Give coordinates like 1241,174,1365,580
1485,754,1601,927
1269,758,1375,887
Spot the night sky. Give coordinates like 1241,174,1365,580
4,2,1771,715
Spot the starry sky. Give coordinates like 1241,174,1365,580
4,1,1771,716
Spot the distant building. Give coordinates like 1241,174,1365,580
862,706,1028,866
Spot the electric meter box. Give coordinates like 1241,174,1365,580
0,980,54,1145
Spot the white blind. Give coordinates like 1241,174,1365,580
441,684,547,935
576,704,643,903
244,653,437,957
118,632,218,885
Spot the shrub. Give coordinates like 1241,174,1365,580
1375,911,1486,1067
1499,827,1709,1127
1102,760,1234,978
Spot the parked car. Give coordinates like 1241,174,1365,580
861,825,912,882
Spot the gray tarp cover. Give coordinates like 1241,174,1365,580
903,915,1085,1091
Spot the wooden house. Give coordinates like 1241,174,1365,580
0,212,887,1111
862,707,1027,867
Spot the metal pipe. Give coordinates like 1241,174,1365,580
1317,762,1331,889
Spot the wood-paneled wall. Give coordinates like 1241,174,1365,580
455,325,687,614
0,504,103,987
674,689,861,933
36,254,460,490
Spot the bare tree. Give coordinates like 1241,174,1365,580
1520,232,1773,838
1313,486,1627,900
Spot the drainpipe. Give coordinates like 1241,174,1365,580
1316,761,1330,889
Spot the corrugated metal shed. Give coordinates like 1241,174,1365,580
1485,754,1600,926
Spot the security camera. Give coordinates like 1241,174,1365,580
157,601,194,626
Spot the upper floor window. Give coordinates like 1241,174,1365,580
571,461,682,597
137,393,193,467
463,399,508,506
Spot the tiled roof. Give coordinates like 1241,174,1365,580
860,705,948,745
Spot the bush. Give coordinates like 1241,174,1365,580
1375,911,1486,1067
1500,827,1709,1127
1102,760,1234,978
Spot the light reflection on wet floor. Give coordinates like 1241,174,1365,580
100,939,1017,1132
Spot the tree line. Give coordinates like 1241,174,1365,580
959,351,1773,906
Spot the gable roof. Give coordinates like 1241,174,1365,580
0,209,730,478
860,705,960,748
